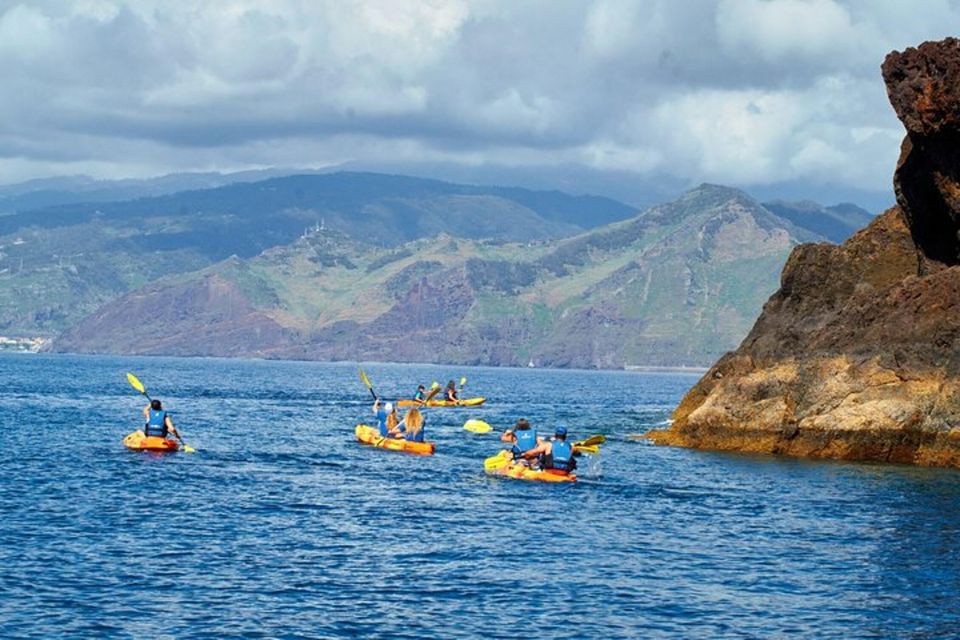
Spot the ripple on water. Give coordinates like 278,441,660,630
1,355,959,638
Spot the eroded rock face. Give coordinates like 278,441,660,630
884,37,960,266
649,38,960,467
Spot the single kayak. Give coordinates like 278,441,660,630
123,430,179,452
483,450,576,483
396,397,486,408
355,424,436,456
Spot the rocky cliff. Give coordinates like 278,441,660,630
649,38,960,467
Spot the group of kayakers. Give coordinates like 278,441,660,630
124,371,576,479
413,380,460,403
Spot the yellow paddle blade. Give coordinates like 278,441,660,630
484,450,511,471
183,444,197,453
431,381,440,389
359,368,372,389
573,444,599,455
464,419,492,433
424,386,442,402
574,434,606,448
459,376,467,386
126,372,146,395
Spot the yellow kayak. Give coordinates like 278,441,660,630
355,424,435,455
483,450,576,483
123,430,179,452
397,397,486,408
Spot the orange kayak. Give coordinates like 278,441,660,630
355,424,435,455
123,430,179,452
483,450,576,483
396,397,486,408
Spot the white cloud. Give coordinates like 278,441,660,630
716,0,857,64
0,0,956,203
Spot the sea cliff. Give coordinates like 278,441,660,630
649,38,960,467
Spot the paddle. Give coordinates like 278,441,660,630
464,419,492,433
422,385,442,404
359,368,378,400
573,434,605,448
126,372,195,453
573,444,600,455
484,450,511,471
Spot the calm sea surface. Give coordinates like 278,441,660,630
1,354,959,638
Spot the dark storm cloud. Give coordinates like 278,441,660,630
0,0,958,199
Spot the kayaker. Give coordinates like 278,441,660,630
386,403,400,433
373,399,394,437
522,426,577,474
413,384,427,403
391,407,426,442
142,399,179,440
501,418,540,463
444,380,459,403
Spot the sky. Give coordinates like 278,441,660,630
0,0,958,210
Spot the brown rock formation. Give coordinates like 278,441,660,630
648,38,960,467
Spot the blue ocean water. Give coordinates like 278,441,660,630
1,354,960,638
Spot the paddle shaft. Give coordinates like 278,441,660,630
359,368,378,400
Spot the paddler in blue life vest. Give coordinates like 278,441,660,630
521,426,577,475
413,384,427,403
501,418,541,463
373,399,395,437
142,399,179,440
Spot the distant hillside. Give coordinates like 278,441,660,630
762,199,874,243
0,172,635,335
56,184,828,368
0,172,636,251
0,169,321,213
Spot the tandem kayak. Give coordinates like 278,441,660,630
123,430,179,452
396,397,486,408
483,450,576,483
355,424,436,456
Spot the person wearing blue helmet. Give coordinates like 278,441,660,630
521,426,577,475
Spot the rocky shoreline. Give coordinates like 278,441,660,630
649,37,960,468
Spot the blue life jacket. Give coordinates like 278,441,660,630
145,409,168,438
376,409,389,437
546,439,573,472
512,428,538,457
414,390,425,401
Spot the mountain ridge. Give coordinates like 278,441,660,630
54,183,838,368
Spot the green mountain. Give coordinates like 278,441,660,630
0,172,635,336
55,184,826,368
